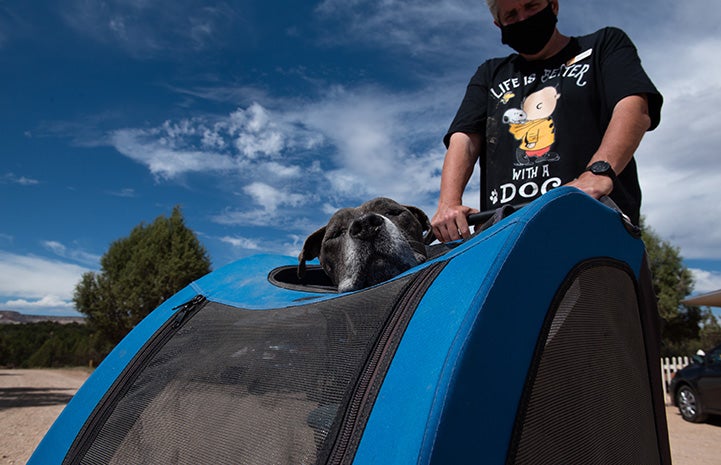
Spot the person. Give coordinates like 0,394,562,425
430,0,662,243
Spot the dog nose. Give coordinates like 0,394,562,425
350,213,384,239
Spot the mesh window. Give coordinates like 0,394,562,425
509,261,661,465
67,271,429,465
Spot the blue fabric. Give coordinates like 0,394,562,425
28,285,198,464
354,187,644,464
29,187,647,464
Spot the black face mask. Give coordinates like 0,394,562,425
500,3,557,55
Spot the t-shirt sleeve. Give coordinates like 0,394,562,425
443,65,490,148
599,27,663,130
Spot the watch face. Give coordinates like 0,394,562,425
590,161,611,174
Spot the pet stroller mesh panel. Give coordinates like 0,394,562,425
508,260,660,465
29,187,671,465
65,263,444,465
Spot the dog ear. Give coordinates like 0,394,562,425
297,226,326,279
404,205,431,233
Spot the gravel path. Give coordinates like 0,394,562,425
1,369,719,464
1,369,90,465
664,402,721,465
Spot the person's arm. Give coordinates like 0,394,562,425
431,132,482,243
566,93,651,197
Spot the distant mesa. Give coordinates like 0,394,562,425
0,310,85,325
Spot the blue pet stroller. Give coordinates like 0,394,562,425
29,187,671,464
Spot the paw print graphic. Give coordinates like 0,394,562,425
489,189,498,205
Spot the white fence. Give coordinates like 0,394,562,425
660,356,690,404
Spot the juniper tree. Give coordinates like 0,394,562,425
74,206,211,356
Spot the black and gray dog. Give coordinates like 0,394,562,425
298,197,516,292
297,197,430,292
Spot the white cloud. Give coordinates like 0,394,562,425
211,208,270,227
226,105,282,158
62,0,242,58
315,0,494,62
235,131,284,159
689,269,721,295
288,85,454,205
42,241,68,256
0,251,91,315
107,187,138,198
0,251,90,299
636,34,721,260
106,91,452,232
42,241,101,266
108,104,322,181
220,236,261,250
4,295,75,311
1,172,40,185
201,127,227,150
110,128,238,180
101,74,476,252
243,182,307,213
260,161,303,179
216,233,305,260
212,182,314,228
211,182,311,228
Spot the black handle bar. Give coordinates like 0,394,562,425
424,203,528,245
425,195,639,245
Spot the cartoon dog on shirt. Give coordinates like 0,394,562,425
503,86,561,166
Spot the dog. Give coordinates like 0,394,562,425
297,197,431,292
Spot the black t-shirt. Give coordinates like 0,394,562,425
445,27,662,224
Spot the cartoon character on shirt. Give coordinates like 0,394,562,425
503,86,561,166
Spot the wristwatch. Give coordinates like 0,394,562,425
586,161,617,184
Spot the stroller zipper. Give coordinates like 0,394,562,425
64,295,207,465
327,262,446,465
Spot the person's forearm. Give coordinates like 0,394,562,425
431,132,482,242
566,94,651,198
438,132,481,208
590,94,651,174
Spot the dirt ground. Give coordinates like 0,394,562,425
1,369,720,465
0,369,91,465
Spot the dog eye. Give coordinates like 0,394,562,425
386,208,403,216
326,228,346,240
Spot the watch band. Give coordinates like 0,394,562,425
586,161,617,184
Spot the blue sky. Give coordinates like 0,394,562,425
2,0,721,317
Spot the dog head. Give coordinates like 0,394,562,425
298,197,430,292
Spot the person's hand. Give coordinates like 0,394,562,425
431,204,480,243
565,171,613,199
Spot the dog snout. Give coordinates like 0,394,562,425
350,213,384,240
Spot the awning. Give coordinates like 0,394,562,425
682,289,721,307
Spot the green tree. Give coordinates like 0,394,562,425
0,322,93,368
699,308,721,349
74,206,211,355
641,220,708,355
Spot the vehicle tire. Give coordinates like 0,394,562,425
676,384,707,423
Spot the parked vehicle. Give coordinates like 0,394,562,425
670,344,721,422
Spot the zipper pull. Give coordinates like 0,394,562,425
171,295,206,328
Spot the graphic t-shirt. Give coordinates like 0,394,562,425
444,27,662,224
